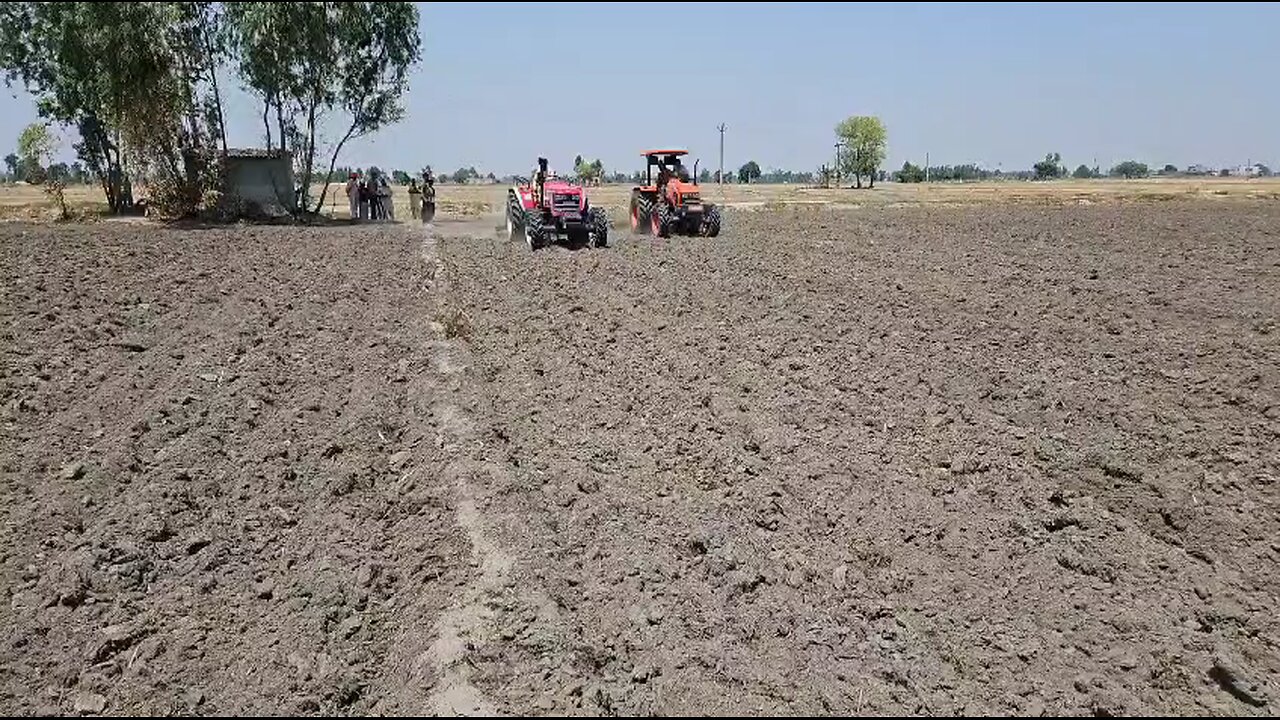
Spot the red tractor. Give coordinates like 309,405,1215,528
506,158,608,250
629,149,721,238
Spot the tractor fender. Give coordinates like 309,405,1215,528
510,186,537,211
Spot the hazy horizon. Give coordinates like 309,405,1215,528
1,2,1276,178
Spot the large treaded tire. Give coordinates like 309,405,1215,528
701,205,721,237
506,192,524,242
652,202,672,238
630,192,652,235
524,208,547,250
588,207,609,248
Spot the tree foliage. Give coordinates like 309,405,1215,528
449,166,478,184
575,157,604,184
1033,152,1064,180
835,115,887,188
1072,164,1095,179
17,122,54,183
225,2,422,213
17,121,69,214
894,161,925,183
1110,160,1149,179
0,2,231,215
0,1,420,217
738,160,761,184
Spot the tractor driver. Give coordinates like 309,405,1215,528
422,166,435,193
671,157,690,182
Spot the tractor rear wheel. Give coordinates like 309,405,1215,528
651,202,672,238
701,206,722,237
524,209,547,250
630,192,652,235
589,207,609,248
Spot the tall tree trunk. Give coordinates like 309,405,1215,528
204,27,228,156
276,100,287,153
262,99,272,150
296,93,318,211
868,168,875,189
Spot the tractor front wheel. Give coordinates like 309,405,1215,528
506,193,524,242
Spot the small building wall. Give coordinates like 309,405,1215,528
224,151,296,214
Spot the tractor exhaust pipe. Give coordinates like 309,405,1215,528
536,157,548,203
694,158,700,182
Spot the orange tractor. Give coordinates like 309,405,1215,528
629,149,721,238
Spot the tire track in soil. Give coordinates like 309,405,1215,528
417,220,511,717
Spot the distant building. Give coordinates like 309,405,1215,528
222,148,296,215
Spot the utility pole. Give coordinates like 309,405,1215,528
925,152,930,183
717,123,726,185
834,141,844,187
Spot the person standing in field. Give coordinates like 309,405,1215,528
359,176,371,220
408,179,421,220
379,175,394,220
345,172,359,220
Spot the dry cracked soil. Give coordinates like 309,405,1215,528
2,200,1278,716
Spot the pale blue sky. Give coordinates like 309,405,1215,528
2,2,1276,176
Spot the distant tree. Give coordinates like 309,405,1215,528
698,168,712,183
895,161,925,183
16,121,66,216
835,115,888,188
486,171,496,181
1162,163,1178,174
1033,152,1064,180
1219,168,1230,177
1256,164,1271,177
1072,164,1094,179
576,158,603,184
46,162,69,182
17,122,54,184
573,154,584,173
738,160,761,183
391,169,411,184
450,166,478,184
3,153,16,180
366,165,384,181
1110,160,1149,179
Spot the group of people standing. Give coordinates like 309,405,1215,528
345,170,395,221
343,167,435,222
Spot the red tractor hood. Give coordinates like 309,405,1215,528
543,180,580,194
